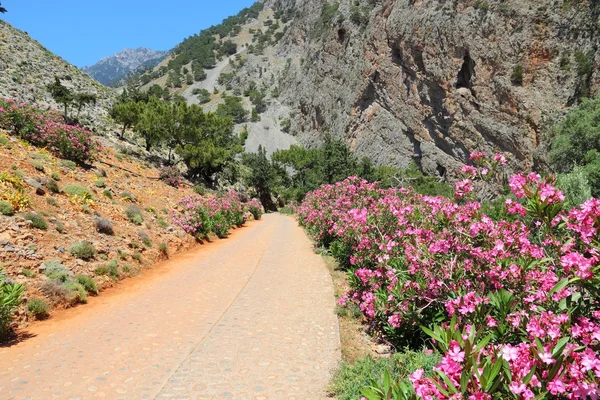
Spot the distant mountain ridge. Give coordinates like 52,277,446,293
82,48,168,86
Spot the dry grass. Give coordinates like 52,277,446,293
320,252,377,362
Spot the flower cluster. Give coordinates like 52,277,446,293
0,99,98,163
159,166,183,188
172,191,248,239
299,154,600,398
244,198,264,220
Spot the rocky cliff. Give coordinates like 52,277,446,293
0,20,116,132
83,48,168,86
248,0,598,177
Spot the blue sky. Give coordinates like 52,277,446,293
1,0,256,67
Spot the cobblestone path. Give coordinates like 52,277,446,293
0,214,340,399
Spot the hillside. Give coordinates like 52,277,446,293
82,47,168,86
0,20,116,132
131,0,599,177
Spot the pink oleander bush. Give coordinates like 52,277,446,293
244,198,264,220
159,166,183,187
0,99,98,164
172,190,247,239
299,153,600,399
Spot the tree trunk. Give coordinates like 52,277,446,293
120,125,127,140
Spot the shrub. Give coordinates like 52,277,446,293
95,217,114,235
0,99,98,163
102,189,112,199
51,171,61,181
23,212,48,230
138,231,153,247
245,198,264,220
0,270,24,337
158,242,169,257
511,63,524,85
557,166,592,208
125,205,143,225
60,160,77,170
94,260,120,279
76,275,98,295
46,179,60,193
159,166,182,187
30,160,45,172
120,191,137,203
43,260,71,282
27,297,50,320
94,179,105,188
299,154,600,397
131,252,142,263
63,184,94,204
0,200,14,215
69,241,95,260
172,191,246,239
21,268,34,278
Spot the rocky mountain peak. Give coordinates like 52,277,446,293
82,47,168,86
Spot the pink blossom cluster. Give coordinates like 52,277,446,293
244,198,264,220
172,191,249,239
298,159,600,397
0,98,98,163
159,166,183,187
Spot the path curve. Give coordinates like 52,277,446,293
0,214,340,399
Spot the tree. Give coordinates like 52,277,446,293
135,97,167,152
242,146,278,210
549,96,600,196
175,110,241,185
216,95,247,123
74,93,97,118
47,77,74,120
322,134,357,184
110,101,141,139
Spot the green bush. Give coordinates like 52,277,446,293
27,297,50,320
23,212,48,230
0,200,14,216
139,231,152,247
60,160,77,170
158,242,169,257
46,179,60,194
125,205,144,225
102,189,113,199
30,160,45,172
43,260,70,282
69,241,95,260
63,184,94,201
511,64,524,85
94,179,105,188
120,191,137,203
549,96,600,196
95,260,120,280
77,275,98,295
0,270,24,337
330,350,440,400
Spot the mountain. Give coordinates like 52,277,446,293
82,48,168,86
0,20,116,132
128,0,600,177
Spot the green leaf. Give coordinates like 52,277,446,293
549,278,570,296
552,337,570,358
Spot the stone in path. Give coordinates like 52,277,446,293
0,214,340,399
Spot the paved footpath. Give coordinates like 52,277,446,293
0,214,340,400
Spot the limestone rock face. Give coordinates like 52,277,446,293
254,0,599,177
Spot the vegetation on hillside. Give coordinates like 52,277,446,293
549,95,599,200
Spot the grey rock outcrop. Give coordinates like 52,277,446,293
247,0,600,177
